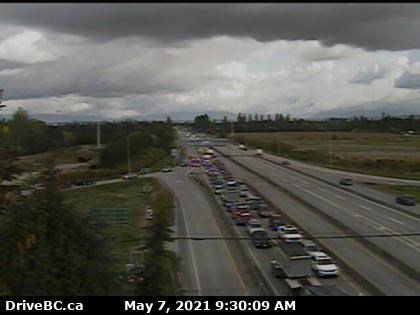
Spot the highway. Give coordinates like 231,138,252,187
156,167,255,296
180,139,366,296
257,149,420,216
218,145,420,278
213,145,420,295
235,145,420,187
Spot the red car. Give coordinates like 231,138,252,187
234,212,254,226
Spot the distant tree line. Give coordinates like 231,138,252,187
0,108,175,157
189,112,420,135
99,122,175,168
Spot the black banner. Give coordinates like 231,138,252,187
0,296,411,314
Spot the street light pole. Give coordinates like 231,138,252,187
97,121,101,149
329,132,333,168
127,135,132,174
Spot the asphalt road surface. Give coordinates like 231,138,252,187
215,146,420,295
182,142,366,296
236,145,420,186
157,167,255,296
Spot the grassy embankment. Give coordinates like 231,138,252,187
15,144,174,183
234,132,420,179
63,177,178,295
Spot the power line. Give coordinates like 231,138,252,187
114,231,420,242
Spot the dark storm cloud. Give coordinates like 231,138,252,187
395,73,420,89
0,59,25,71
0,39,192,101
1,4,420,51
394,50,420,89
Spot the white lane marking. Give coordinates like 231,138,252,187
359,205,372,211
389,217,406,226
220,204,280,296
302,181,310,185
259,156,420,225
301,188,420,251
293,184,301,188
335,194,346,200
318,188,326,192
272,174,278,177
176,188,202,296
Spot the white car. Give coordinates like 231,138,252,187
246,193,261,203
310,252,339,277
247,219,263,234
301,240,320,255
122,173,137,180
226,179,237,187
145,206,154,220
239,186,249,197
214,188,224,195
278,225,303,243
256,148,263,156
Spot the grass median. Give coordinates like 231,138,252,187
62,177,177,295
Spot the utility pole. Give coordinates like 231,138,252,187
97,121,101,149
127,136,132,174
0,89,5,109
329,132,333,168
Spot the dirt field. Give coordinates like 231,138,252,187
235,132,420,179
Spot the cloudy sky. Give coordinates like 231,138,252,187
1,3,420,120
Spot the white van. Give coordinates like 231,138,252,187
146,208,154,220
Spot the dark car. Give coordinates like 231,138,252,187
255,204,272,218
213,180,224,189
251,230,272,248
180,161,188,167
396,195,416,206
281,160,290,166
269,214,286,230
73,180,94,186
339,178,353,186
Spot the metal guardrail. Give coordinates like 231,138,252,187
191,170,276,296
213,147,386,296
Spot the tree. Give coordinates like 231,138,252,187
236,113,246,123
135,205,173,296
0,169,115,295
193,114,211,132
166,116,172,125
